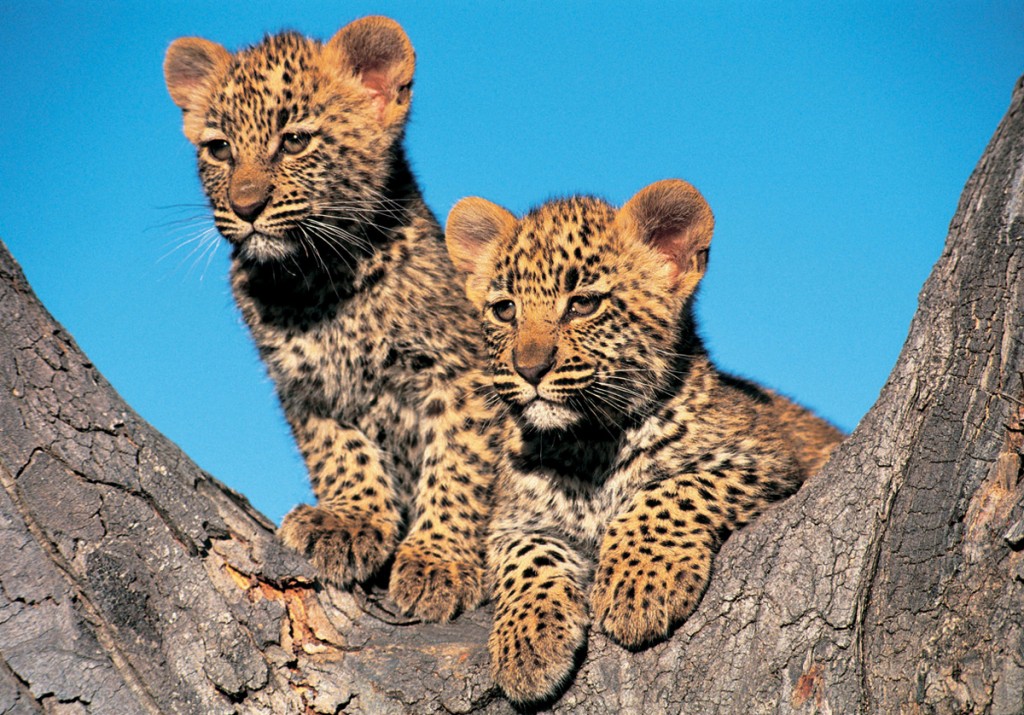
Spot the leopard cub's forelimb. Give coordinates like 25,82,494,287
487,520,591,706
389,375,499,621
591,469,750,649
278,415,403,586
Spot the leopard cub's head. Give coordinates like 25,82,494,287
164,17,415,264
447,180,714,432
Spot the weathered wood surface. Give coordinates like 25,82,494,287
1,74,1022,714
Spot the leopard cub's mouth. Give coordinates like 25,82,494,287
235,231,299,263
521,398,581,431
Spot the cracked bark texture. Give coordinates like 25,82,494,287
1,74,1022,714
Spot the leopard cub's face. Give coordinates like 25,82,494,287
447,185,714,432
191,34,383,264
165,19,415,264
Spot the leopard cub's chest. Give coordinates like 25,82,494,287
270,313,392,407
511,402,762,544
508,440,646,545
236,268,425,412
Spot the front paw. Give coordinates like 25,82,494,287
592,542,714,650
278,503,399,587
591,558,677,650
388,539,484,622
489,582,588,706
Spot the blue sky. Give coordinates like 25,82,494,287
1,2,1020,523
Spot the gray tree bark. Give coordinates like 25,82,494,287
2,74,1023,715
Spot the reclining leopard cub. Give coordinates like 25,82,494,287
446,179,844,704
164,17,500,621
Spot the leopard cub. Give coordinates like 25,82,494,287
164,17,500,621
446,180,844,705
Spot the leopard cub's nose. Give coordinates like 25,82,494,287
231,196,269,223
513,347,556,386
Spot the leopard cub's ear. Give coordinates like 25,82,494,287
446,198,517,273
164,38,232,143
446,198,517,303
617,179,714,295
327,16,415,127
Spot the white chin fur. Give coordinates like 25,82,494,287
240,234,297,263
523,401,581,430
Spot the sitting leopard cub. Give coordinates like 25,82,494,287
446,179,844,704
164,17,500,621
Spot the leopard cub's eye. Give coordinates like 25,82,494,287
281,132,312,155
204,139,232,162
490,300,517,323
566,294,602,318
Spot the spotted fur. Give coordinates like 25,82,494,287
447,180,844,704
164,17,501,621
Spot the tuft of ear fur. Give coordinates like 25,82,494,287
446,198,518,304
617,179,714,295
327,16,415,126
164,38,232,143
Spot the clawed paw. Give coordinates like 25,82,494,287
591,558,699,650
388,540,484,622
278,503,399,587
489,582,588,706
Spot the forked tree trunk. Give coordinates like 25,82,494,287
2,75,1023,715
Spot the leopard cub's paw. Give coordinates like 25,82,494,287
591,555,678,650
278,503,399,587
489,582,588,706
388,538,484,622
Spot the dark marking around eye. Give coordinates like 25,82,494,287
276,108,290,131
564,266,579,292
